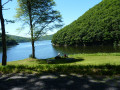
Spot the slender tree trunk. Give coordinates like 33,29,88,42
0,0,7,65
31,34,35,58
30,20,35,58
27,0,35,58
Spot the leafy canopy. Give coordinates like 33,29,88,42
16,0,62,40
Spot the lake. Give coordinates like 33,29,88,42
0,40,120,62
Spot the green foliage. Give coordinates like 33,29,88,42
16,0,62,58
0,33,18,46
15,0,62,41
1,64,120,75
52,0,120,46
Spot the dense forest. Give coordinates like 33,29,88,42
52,0,120,46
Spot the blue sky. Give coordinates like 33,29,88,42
2,0,102,37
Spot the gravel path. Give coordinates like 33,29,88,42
0,73,120,90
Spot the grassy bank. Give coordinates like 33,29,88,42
0,53,120,75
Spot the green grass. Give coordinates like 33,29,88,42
0,53,120,75
69,53,120,65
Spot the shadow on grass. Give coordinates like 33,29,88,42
50,58,84,64
33,59,48,64
1,64,120,76
0,73,120,90
35,58,84,64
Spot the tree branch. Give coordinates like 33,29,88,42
2,0,12,6
2,8,10,10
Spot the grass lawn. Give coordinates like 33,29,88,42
69,53,120,65
0,53,120,75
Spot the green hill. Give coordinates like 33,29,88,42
0,33,53,47
39,35,53,40
0,33,18,46
0,34,31,47
8,34,53,43
8,35,31,43
52,0,120,46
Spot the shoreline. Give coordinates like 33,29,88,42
0,53,120,75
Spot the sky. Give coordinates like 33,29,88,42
2,0,102,37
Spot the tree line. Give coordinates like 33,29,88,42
0,33,53,47
0,33,18,46
7,34,31,43
52,0,120,46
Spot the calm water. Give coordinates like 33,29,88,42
0,40,120,62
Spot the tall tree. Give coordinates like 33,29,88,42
0,0,12,66
0,0,7,65
16,0,62,58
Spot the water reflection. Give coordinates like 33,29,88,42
0,40,120,62
53,45,120,54
0,47,2,52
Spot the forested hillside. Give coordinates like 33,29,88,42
52,0,120,46
0,33,31,47
0,33,18,46
8,34,52,42
0,33,53,47
8,35,30,42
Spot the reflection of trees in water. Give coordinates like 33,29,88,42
53,46,120,54
0,45,17,53
53,46,83,54
0,47,2,52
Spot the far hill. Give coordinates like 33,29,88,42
39,35,53,40
8,35,30,43
0,34,53,47
0,33,18,46
52,0,120,46
0,33,31,47
9,34,53,42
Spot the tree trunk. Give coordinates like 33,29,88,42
27,0,35,58
30,18,35,58
0,0,7,65
31,37,35,58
